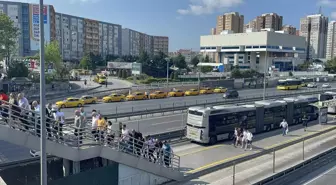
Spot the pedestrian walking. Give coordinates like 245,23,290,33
245,130,253,151
233,127,238,147
91,111,99,141
302,114,309,132
280,119,288,136
241,129,248,149
162,141,173,167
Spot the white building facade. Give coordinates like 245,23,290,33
200,31,306,73
326,21,336,60
300,14,328,59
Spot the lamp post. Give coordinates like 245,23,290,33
263,51,268,100
105,48,108,88
165,57,170,87
39,1,47,185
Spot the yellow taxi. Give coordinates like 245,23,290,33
102,93,126,103
168,89,185,97
213,87,227,93
55,97,85,108
185,89,199,96
200,87,214,94
80,95,98,104
126,92,147,101
149,91,167,99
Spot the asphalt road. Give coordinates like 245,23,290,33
60,83,336,118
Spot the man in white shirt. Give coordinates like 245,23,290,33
18,93,30,131
91,111,99,141
53,107,65,140
245,131,253,151
280,119,288,136
241,129,248,149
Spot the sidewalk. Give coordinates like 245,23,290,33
180,120,336,185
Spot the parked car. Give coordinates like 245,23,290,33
322,83,331,88
223,90,239,98
307,83,317,88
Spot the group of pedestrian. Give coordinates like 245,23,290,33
233,127,253,151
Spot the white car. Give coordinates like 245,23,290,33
307,83,317,88
322,83,331,88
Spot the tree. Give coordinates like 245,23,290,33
7,60,29,78
117,69,122,78
0,13,20,70
190,56,200,68
170,72,174,80
289,71,293,76
298,61,312,71
231,68,242,78
173,53,187,69
204,55,210,63
173,71,179,79
79,54,91,69
324,58,336,73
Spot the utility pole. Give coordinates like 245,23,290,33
39,1,47,185
263,52,267,100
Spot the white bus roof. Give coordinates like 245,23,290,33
325,91,336,95
255,100,286,107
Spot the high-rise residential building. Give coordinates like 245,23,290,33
282,25,297,35
55,13,122,61
216,12,244,34
0,1,56,57
153,36,169,55
300,14,328,59
122,29,168,56
326,21,336,60
246,13,283,32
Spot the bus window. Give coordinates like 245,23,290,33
189,110,203,116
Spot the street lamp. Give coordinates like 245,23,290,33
164,57,170,87
39,1,47,185
105,48,108,88
263,52,268,100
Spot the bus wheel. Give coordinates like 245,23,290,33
209,136,217,145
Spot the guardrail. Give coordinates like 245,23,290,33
65,88,335,122
0,156,57,169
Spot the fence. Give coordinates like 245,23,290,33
0,100,181,171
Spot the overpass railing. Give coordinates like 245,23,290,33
0,101,181,171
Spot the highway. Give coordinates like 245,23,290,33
60,83,336,118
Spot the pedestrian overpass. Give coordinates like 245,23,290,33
0,103,184,184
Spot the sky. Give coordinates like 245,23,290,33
4,0,336,52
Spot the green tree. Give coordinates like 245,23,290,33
173,71,179,79
173,53,187,69
79,54,91,69
298,61,312,71
200,66,213,73
0,13,20,69
190,56,200,68
231,68,242,78
289,71,293,76
204,55,210,63
170,72,174,80
324,58,336,73
7,60,29,78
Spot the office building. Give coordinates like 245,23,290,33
246,13,283,32
326,21,336,60
300,14,328,59
216,12,244,34
282,25,297,35
200,30,306,72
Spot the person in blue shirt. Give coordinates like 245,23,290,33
162,141,173,167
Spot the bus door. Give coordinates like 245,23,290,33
286,102,294,126
256,106,265,133
293,103,303,124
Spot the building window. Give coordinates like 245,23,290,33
259,46,267,49
246,46,252,49
222,46,239,49
238,56,244,59
252,46,259,48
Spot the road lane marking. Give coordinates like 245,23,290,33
303,164,336,185
186,125,336,174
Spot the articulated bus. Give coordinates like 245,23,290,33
321,92,336,114
186,96,319,144
277,79,302,90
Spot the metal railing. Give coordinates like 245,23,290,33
0,101,181,171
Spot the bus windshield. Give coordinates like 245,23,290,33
188,110,203,116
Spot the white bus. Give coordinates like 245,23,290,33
186,97,319,144
322,92,336,114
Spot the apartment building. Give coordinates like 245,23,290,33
282,25,297,35
300,14,328,59
122,28,168,56
211,28,216,35
55,13,122,61
0,1,56,57
216,12,244,34
153,36,169,55
169,49,199,63
245,13,283,32
326,21,336,60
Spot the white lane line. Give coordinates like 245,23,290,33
303,165,336,185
